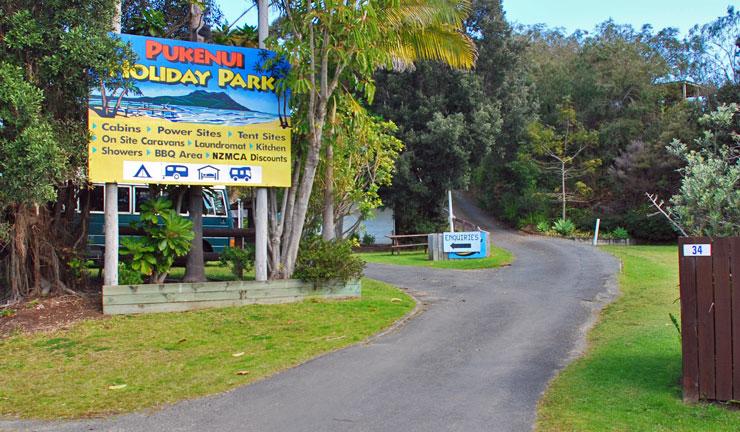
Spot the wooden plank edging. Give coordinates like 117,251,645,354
103,279,361,315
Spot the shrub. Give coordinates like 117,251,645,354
294,236,366,285
552,219,576,236
668,104,740,236
119,198,193,283
517,212,547,230
67,258,94,287
219,246,254,280
118,262,143,285
536,220,550,233
611,227,629,240
361,232,376,246
623,206,677,242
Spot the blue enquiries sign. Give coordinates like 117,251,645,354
448,231,489,259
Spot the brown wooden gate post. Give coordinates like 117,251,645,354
679,236,740,403
679,237,700,402
713,238,732,401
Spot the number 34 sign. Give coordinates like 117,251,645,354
683,244,712,257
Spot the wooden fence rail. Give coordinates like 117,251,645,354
679,236,740,402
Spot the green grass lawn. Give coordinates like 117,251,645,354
537,246,740,431
0,278,413,419
359,244,513,270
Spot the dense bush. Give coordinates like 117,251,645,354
361,232,376,246
294,236,366,285
668,105,739,236
622,206,677,242
517,212,548,230
219,246,254,280
118,262,143,285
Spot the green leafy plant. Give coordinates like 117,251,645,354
67,258,94,280
610,227,629,240
0,308,14,318
663,104,740,237
219,246,254,280
552,218,576,236
536,220,550,233
294,236,366,286
119,198,193,283
118,262,144,285
361,232,376,246
518,213,547,230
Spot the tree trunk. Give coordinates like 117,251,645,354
99,82,109,116
281,139,322,277
183,5,206,283
322,141,335,240
112,89,127,118
183,186,205,282
561,161,566,221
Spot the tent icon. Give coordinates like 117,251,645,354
134,164,152,179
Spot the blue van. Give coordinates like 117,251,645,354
229,167,252,181
84,183,233,254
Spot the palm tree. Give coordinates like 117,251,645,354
269,0,477,276
321,0,476,240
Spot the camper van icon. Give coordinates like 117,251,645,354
229,167,252,181
164,165,188,180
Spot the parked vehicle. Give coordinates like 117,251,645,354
82,184,233,255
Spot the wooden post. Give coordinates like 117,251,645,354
254,0,269,282
104,1,122,286
104,185,118,286
678,237,699,402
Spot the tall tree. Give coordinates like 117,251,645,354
0,0,132,300
527,100,600,220
319,0,478,240
374,62,500,232
266,0,475,276
687,6,739,87
121,0,222,40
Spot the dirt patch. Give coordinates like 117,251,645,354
0,294,103,338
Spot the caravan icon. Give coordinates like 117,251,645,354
164,165,188,180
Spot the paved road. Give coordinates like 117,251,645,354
2,194,619,432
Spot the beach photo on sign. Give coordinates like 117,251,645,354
89,35,290,127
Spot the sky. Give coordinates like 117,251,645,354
216,0,734,36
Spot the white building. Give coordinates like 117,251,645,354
342,207,395,245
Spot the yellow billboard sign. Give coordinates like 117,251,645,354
88,34,291,187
